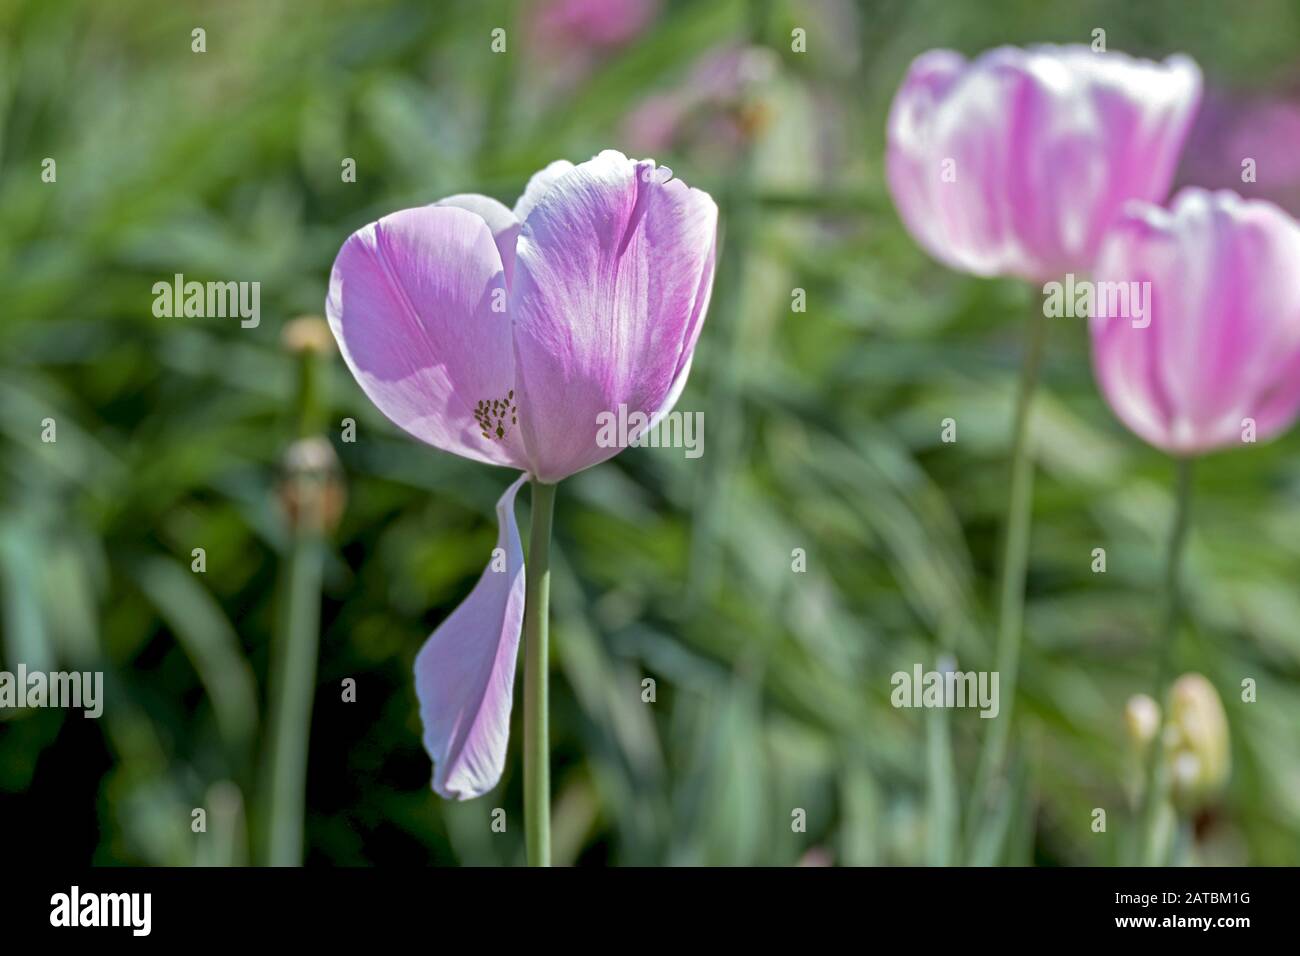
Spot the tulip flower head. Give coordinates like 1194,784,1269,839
886,44,1202,281
326,150,718,797
1090,188,1300,455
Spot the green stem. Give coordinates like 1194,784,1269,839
523,480,556,866
1136,457,1194,866
263,337,330,866
925,702,958,866
264,526,324,865
966,307,1047,858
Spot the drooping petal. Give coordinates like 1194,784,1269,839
436,194,521,286
415,473,529,800
326,205,527,468
510,150,718,480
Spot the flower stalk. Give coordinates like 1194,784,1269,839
523,480,557,866
967,305,1047,858
263,318,338,866
265,521,326,865
1136,457,1194,866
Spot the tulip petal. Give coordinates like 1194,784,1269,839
415,473,529,800
326,205,527,468
510,150,718,480
437,194,521,286
1089,210,1181,450
646,234,716,430
512,159,576,224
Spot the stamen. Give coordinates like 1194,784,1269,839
473,390,517,441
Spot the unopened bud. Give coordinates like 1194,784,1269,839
1172,752,1201,791
1125,693,1161,747
1164,673,1230,810
282,315,335,356
278,436,345,534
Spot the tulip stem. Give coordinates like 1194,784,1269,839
523,480,556,867
263,342,330,866
264,523,325,865
966,307,1047,859
1136,457,1194,866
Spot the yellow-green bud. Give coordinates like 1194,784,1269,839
1125,693,1161,747
1163,673,1230,811
282,315,335,356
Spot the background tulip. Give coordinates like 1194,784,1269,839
1091,188,1300,455
1091,190,1300,862
886,44,1202,864
886,44,1202,282
326,150,717,862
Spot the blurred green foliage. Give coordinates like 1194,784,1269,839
2,0,1299,866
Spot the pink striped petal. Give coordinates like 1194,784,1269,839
415,474,528,800
326,205,527,468
510,150,718,481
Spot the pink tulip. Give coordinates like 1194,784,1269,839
886,45,1202,281
326,150,717,798
1090,187,1300,455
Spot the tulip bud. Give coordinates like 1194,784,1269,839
283,316,334,438
281,315,335,356
1163,673,1230,811
278,436,345,535
1125,693,1161,747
